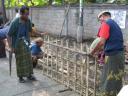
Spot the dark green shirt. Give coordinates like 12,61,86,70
8,17,32,48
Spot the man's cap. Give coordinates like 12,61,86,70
97,11,110,19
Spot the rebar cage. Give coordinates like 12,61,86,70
37,34,101,96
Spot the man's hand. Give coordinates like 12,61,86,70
89,51,98,58
8,47,15,53
40,32,48,36
90,37,106,55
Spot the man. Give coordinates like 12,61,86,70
91,11,125,96
0,26,10,40
30,37,44,68
8,6,36,83
0,26,10,58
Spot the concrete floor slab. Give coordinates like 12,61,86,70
0,58,79,96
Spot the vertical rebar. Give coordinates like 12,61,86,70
74,41,77,91
86,43,89,96
60,38,64,83
50,38,55,78
46,35,50,76
94,58,97,96
56,37,59,81
80,42,84,95
66,39,70,87
42,36,45,75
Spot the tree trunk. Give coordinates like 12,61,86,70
1,0,7,23
49,0,53,5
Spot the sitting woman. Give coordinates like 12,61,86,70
30,37,44,68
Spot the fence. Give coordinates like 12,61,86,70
38,35,100,96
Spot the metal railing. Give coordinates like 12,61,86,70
38,35,100,96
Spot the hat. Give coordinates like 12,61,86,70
97,11,109,19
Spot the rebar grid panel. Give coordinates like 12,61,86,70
38,35,99,96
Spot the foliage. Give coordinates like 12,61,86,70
5,0,49,8
4,0,128,8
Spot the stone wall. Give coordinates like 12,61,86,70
6,4,128,41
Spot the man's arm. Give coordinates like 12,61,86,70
91,37,106,55
33,28,48,36
30,27,48,37
7,19,18,52
91,21,110,55
35,31,48,36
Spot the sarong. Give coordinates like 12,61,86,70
99,51,125,96
15,39,33,77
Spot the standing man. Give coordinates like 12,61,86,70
91,11,125,96
0,24,10,58
0,26,10,39
8,6,36,83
